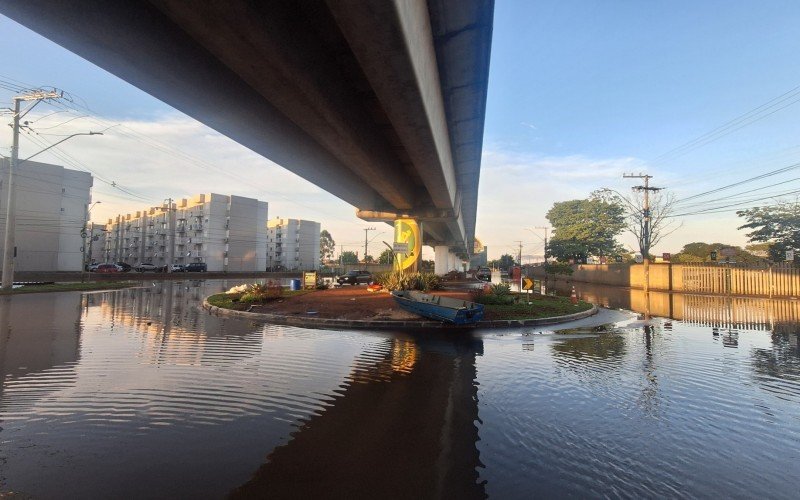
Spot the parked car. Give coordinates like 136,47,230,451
476,267,491,281
95,263,120,273
115,262,132,272
135,263,160,272
170,264,186,272
336,270,372,286
86,263,101,272
185,262,207,272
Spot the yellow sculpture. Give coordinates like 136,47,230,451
393,218,421,272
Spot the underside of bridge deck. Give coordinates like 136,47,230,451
0,0,493,253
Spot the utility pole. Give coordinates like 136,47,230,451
623,173,662,319
2,89,61,290
535,226,549,264
363,226,376,262
519,240,523,291
164,198,175,272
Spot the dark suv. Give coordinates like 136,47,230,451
336,270,372,286
186,262,207,272
476,267,491,281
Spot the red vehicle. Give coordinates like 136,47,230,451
95,264,120,273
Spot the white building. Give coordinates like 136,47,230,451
0,158,92,272
103,193,267,272
266,218,321,271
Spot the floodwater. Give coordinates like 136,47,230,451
0,280,798,498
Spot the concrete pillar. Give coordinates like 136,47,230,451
448,252,458,272
434,245,449,275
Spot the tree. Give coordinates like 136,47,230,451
672,242,766,264
737,201,800,261
594,188,679,260
340,251,358,265
378,248,394,265
363,254,374,263
320,229,336,263
545,197,625,261
498,254,515,269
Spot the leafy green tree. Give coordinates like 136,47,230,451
498,254,515,269
545,198,625,261
673,242,765,264
320,230,336,263
363,254,374,263
737,202,800,261
340,251,358,265
378,248,394,265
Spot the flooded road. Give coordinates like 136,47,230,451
1,280,799,498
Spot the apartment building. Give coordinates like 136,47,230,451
0,158,92,272
266,218,321,271
103,193,267,272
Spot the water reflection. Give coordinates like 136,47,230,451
556,281,800,332
1,281,799,498
232,333,485,499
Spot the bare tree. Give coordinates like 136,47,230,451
593,188,681,258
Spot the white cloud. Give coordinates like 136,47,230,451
475,148,749,259
12,111,370,251
9,112,751,262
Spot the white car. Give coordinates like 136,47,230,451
135,263,161,272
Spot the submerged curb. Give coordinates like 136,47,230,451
202,297,598,330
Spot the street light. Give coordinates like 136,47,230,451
2,130,103,289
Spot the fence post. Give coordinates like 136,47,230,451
769,264,773,299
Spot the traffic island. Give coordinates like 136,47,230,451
203,286,597,330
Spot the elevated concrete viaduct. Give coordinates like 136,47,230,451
0,0,493,273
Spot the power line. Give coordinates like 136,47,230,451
674,161,800,206
651,83,800,165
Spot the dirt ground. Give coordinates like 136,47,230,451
251,285,474,320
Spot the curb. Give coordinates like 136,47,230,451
201,298,598,330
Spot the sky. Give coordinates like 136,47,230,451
2,1,800,261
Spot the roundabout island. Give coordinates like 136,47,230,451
203,285,597,330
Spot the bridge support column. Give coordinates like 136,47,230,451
434,245,449,275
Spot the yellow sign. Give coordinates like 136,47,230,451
393,218,421,272
303,271,317,289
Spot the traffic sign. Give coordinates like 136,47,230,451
303,271,317,290
720,247,736,258
392,242,409,253
710,251,717,261
522,277,534,290
662,252,671,262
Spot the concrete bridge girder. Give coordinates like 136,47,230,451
0,0,493,254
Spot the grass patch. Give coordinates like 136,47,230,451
208,289,315,311
0,281,138,295
482,293,592,320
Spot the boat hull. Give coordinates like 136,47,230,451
391,290,484,325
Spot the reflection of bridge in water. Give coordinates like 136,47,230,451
231,333,485,499
559,282,800,332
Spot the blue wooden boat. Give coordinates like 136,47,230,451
391,290,484,325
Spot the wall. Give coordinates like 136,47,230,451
0,159,92,272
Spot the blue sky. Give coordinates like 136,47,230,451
2,1,800,260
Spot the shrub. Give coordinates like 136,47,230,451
472,282,514,305
374,271,442,291
239,281,283,303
